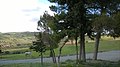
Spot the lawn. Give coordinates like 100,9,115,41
0,60,120,67
0,63,53,67
0,37,120,60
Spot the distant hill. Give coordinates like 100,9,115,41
0,32,36,49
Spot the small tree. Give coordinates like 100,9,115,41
30,32,46,67
36,11,59,64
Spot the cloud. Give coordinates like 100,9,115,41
22,7,41,12
30,18,39,22
0,0,54,33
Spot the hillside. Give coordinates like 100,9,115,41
0,32,36,49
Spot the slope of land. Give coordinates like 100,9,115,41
0,32,36,49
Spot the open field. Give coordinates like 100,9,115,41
0,38,120,60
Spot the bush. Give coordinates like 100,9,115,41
4,51,10,54
0,50,2,53
12,51,23,54
16,44,21,46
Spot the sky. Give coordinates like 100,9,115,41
0,0,54,33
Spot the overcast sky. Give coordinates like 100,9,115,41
0,0,54,33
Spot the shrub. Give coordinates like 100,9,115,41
0,50,2,53
16,44,21,46
4,51,10,54
12,51,22,54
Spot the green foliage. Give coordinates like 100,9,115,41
4,51,10,54
30,32,46,53
48,0,95,45
31,41,46,53
37,11,59,46
109,12,120,38
92,15,114,32
31,11,60,58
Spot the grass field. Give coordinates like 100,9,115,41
0,37,120,60
0,63,53,67
0,60,120,67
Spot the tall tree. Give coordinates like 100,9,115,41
92,15,114,60
91,0,120,60
48,0,94,62
48,0,120,62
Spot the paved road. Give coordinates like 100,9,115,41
0,50,120,65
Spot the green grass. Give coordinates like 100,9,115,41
62,39,120,55
4,48,29,52
0,63,54,67
0,60,120,67
0,39,120,60
86,40,120,52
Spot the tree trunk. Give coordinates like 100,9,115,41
58,41,66,67
81,33,86,62
40,52,43,67
75,36,79,64
79,32,86,62
53,49,57,63
79,37,82,61
93,6,103,60
93,32,101,60
71,39,74,45
52,49,56,63
50,49,56,63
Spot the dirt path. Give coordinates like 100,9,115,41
0,50,120,65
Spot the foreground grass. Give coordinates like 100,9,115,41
0,60,120,67
0,39,120,60
0,63,53,67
